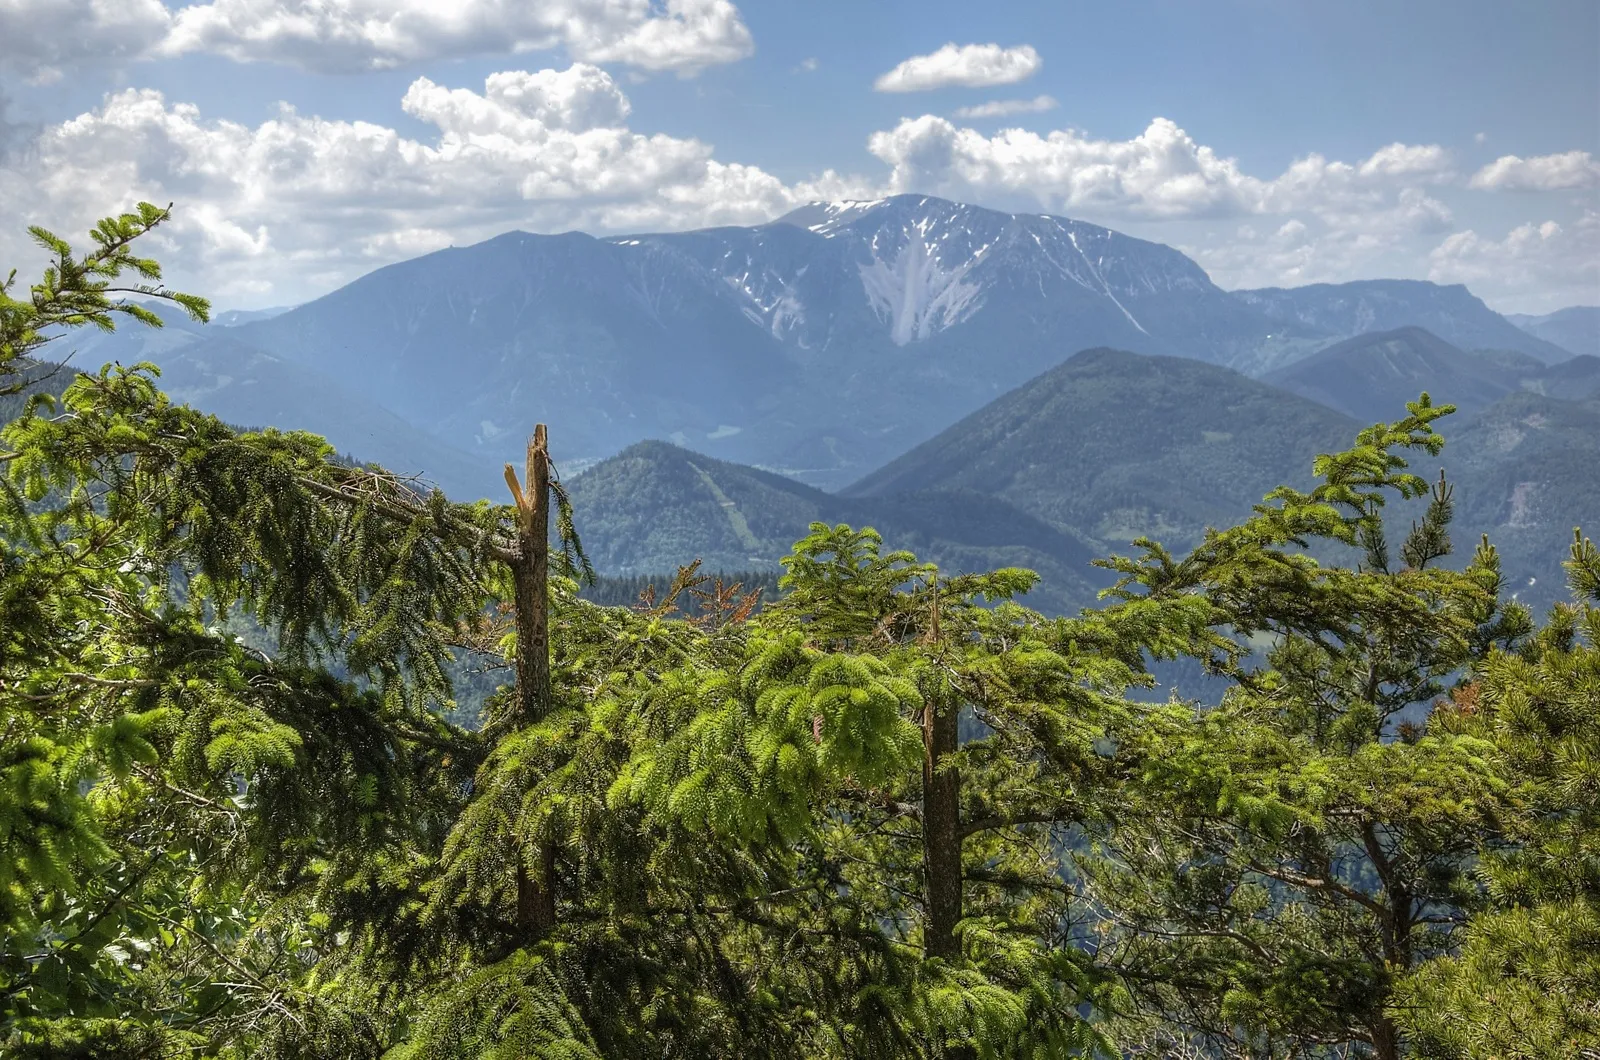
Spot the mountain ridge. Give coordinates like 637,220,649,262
63,194,1573,495
1260,326,1578,422
1508,305,1599,359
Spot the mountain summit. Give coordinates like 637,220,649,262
122,194,1566,494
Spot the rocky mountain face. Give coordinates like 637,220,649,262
51,195,1577,502
167,194,1557,493
218,194,1298,489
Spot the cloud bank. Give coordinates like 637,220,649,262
1,66,1593,312
1468,150,1600,191
0,0,754,80
0,65,864,302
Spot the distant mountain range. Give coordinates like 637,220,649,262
55,304,501,498
573,338,1600,614
1262,326,1600,421
1233,281,1574,370
28,193,1597,615
1508,305,1600,360
44,194,1584,495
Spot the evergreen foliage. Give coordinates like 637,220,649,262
1390,530,1600,1058
1,207,1594,1059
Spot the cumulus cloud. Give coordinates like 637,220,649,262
1429,213,1600,310
0,0,754,77
864,114,1458,230
855,114,1457,295
0,66,865,303
408,65,632,133
951,95,1058,121
874,43,1040,93
7,64,1591,312
1468,150,1600,191
866,116,1259,218
1356,142,1454,179
0,0,172,83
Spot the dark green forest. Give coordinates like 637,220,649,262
2,207,1596,1058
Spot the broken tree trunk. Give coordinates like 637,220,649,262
504,424,557,938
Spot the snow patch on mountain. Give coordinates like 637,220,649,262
858,231,989,345
1063,227,1148,335
780,199,891,235
721,267,808,341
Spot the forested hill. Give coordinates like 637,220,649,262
1263,326,1600,421
842,346,1357,554
564,438,1106,616
567,340,1600,614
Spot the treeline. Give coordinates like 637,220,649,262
1,207,1596,1059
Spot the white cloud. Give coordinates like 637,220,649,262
0,67,865,304
1474,131,1487,145
1356,142,1454,179
0,0,754,77
795,56,818,73
564,0,753,73
6,66,1591,314
1186,198,1452,293
408,65,632,133
854,115,1457,295
1429,213,1600,310
951,95,1058,121
0,0,172,83
866,114,1456,226
1467,150,1600,191
867,116,1261,219
874,43,1040,93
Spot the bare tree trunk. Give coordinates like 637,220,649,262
921,580,963,962
505,424,556,938
922,691,963,961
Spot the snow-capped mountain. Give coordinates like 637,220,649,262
616,195,1282,365
158,194,1568,494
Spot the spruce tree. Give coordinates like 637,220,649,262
1082,401,1537,1059
1390,529,1600,1058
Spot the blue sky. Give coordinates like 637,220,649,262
1,0,1596,312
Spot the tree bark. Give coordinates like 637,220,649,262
505,425,556,938
1369,1017,1401,1060
1360,821,1408,1060
922,690,963,961
507,426,552,727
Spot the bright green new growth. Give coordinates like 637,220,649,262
1,206,1594,1059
